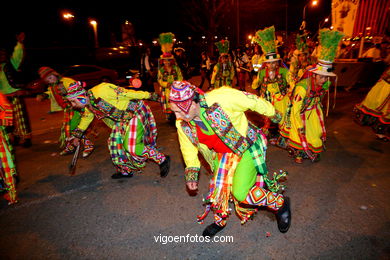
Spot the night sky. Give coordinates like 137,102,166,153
2,0,331,49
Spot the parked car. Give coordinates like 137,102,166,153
24,64,119,96
61,64,118,88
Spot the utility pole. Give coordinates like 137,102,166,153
285,0,288,38
236,0,240,46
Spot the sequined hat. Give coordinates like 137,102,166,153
169,81,197,113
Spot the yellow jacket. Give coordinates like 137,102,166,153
176,87,275,173
77,83,151,131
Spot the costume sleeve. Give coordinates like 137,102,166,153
10,42,24,70
290,85,306,129
176,120,201,182
210,65,218,85
251,69,264,90
120,88,151,100
72,107,95,137
287,70,295,92
222,88,276,117
281,68,294,93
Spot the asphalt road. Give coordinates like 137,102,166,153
0,77,389,260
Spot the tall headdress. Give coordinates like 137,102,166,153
309,29,344,76
158,32,175,59
215,39,230,56
254,26,280,62
169,81,197,113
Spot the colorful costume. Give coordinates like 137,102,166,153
354,67,390,140
0,40,31,146
251,26,292,137
280,29,344,163
68,82,169,177
38,67,94,158
289,34,312,85
210,40,235,89
0,93,18,204
169,82,290,235
157,33,183,119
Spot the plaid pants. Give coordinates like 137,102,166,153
109,116,165,174
8,96,31,140
0,126,17,204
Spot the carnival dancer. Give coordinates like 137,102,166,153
157,32,183,123
0,32,31,147
0,92,18,205
64,81,170,179
38,67,95,158
169,81,290,237
289,33,312,85
279,29,344,163
210,40,235,89
353,67,390,141
251,26,292,140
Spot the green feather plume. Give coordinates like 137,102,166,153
254,26,276,54
215,40,230,55
158,32,175,54
318,29,344,62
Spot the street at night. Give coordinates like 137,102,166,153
0,0,389,259
0,76,389,259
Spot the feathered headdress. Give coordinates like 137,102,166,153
159,32,175,59
254,26,280,62
215,40,229,56
309,29,344,76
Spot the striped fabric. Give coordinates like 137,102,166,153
10,97,31,140
0,127,17,204
207,153,240,217
60,108,74,147
108,102,165,174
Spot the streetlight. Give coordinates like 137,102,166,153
62,11,74,21
90,19,98,48
319,17,329,30
301,0,319,31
